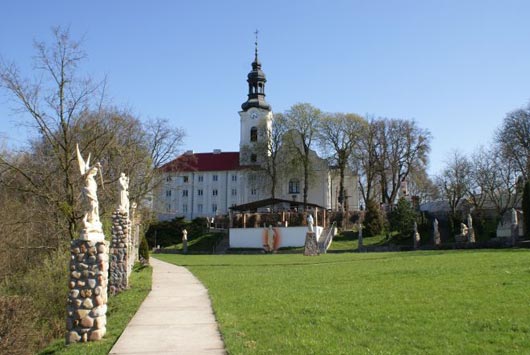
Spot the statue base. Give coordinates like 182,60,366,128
66,239,108,343
304,232,319,256
79,231,105,242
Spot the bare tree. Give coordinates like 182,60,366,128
0,27,185,240
406,167,439,203
497,104,530,180
0,27,104,238
470,145,520,216
251,112,288,199
374,118,431,205
283,103,322,207
354,117,380,206
318,112,366,211
435,151,472,219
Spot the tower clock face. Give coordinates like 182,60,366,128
250,112,258,120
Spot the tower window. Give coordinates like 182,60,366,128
250,127,258,142
250,153,257,163
289,179,300,194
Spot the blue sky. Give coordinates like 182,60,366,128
1,0,530,175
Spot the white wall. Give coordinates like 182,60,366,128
229,226,323,248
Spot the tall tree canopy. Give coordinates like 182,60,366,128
283,103,322,207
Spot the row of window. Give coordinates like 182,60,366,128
166,203,218,213
167,180,298,196
166,174,238,183
166,188,253,198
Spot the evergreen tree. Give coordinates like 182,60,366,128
364,199,384,237
139,235,150,263
388,197,418,237
523,180,530,238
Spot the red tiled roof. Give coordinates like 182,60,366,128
160,152,241,172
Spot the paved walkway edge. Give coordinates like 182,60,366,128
109,257,226,354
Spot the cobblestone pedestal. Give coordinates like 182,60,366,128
304,232,319,256
66,239,108,344
109,210,130,295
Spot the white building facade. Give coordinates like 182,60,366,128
154,44,359,221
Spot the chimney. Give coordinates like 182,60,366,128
184,150,194,155
213,149,221,154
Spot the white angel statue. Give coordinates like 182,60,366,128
76,144,104,240
118,172,130,213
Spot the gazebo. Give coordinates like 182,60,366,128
229,198,328,228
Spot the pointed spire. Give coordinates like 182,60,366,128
253,29,261,68
241,30,270,111
254,29,259,62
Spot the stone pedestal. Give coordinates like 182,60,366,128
109,210,130,295
468,227,476,243
66,240,108,344
304,232,319,256
413,232,420,250
433,231,441,246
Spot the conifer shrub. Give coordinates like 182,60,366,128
523,180,530,238
139,235,150,263
364,199,385,237
388,197,417,237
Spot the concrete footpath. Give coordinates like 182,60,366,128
110,257,225,354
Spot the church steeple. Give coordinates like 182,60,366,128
241,31,271,111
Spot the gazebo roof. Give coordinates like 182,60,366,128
229,198,326,212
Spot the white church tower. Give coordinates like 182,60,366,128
239,33,273,166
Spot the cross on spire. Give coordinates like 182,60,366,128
254,29,259,61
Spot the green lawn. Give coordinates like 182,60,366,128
155,250,530,354
163,232,224,253
38,263,152,355
327,230,388,251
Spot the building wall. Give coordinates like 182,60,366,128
154,162,360,221
155,169,243,220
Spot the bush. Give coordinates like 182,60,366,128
0,296,42,355
145,217,211,248
188,217,209,237
139,235,150,263
523,180,530,238
145,217,187,247
388,198,417,237
364,199,385,237
0,249,69,353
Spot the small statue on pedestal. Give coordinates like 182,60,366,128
76,144,104,241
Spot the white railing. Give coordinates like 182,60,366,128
318,221,336,254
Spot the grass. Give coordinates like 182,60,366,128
327,230,388,251
38,263,152,355
163,232,224,253
155,249,530,354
